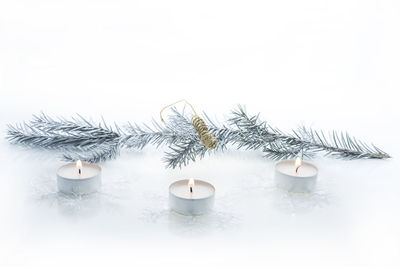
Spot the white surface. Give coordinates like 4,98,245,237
1,0,399,266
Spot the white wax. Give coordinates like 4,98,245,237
169,179,215,199
169,179,215,215
275,160,318,178
57,162,101,179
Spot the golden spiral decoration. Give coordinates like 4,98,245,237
160,99,219,150
191,115,218,150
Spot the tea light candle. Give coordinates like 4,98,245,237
275,157,318,192
169,178,215,215
57,160,101,195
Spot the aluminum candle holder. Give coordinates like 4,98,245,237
275,158,318,193
57,161,102,195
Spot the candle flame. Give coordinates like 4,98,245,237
188,178,195,193
295,157,302,173
76,160,83,174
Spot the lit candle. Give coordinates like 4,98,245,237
56,160,102,195
274,157,318,192
169,178,215,215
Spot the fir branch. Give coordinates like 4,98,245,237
164,140,207,169
161,110,240,168
61,143,120,163
122,108,197,149
294,126,390,159
228,106,305,159
6,106,390,167
262,141,311,160
7,113,120,150
6,113,122,163
230,105,390,160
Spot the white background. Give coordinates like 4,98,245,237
1,0,399,266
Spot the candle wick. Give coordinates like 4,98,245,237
295,166,300,173
78,169,81,175
190,186,193,193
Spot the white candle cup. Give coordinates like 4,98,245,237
57,162,101,195
169,179,215,216
275,159,318,193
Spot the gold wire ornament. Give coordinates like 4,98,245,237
160,99,219,150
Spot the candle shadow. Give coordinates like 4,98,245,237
138,191,240,237
27,173,130,219
167,210,238,237
270,183,334,214
55,192,103,217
